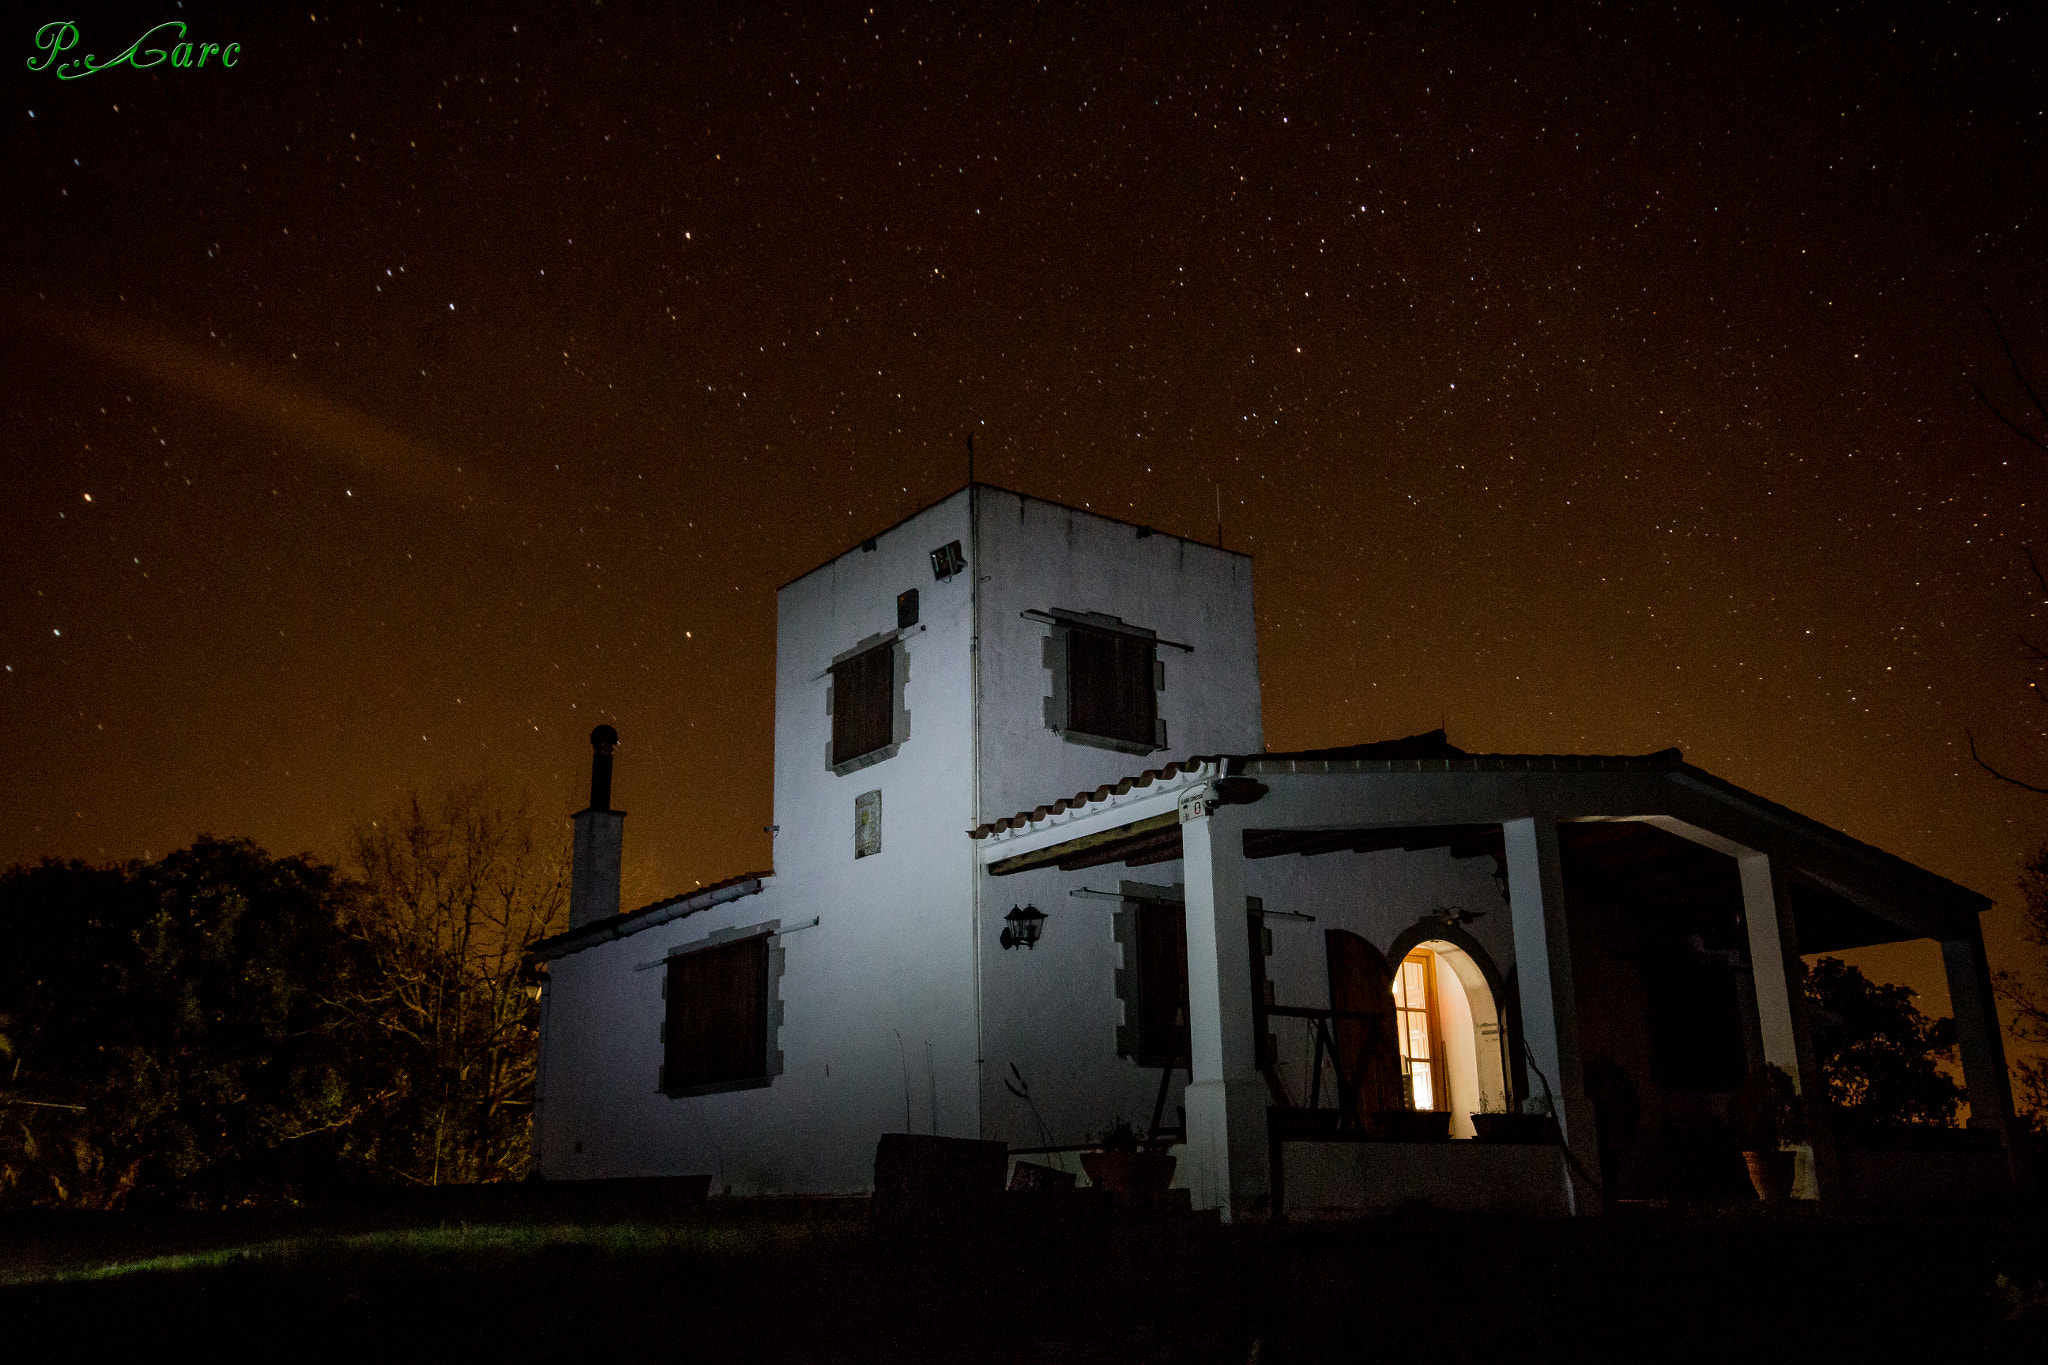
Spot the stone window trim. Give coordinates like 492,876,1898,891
824,627,915,775
658,920,786,1099
1035,608,1181,756
1111,881,1265,1066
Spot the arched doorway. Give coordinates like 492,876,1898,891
1381,925,1512,1138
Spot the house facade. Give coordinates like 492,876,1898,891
530,484,2025,1218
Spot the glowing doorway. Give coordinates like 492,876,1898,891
1391,939,1510,1138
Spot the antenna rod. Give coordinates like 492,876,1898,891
968,432,975,486
1215,483,1223,550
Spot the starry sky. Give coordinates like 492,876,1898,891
5,3,2048,1022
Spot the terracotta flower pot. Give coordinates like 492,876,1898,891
1743,1149,1796,1202
1080,1150,1177,1193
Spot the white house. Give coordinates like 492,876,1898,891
530,484,2025,1219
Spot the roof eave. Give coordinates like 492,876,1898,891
528,872,773,963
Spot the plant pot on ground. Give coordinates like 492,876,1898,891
1737,1064,1808,1201
1081,1118,1177,1193
1743,1149,1797,1201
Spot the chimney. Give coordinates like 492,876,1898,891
570,725,625,929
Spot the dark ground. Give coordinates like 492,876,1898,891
3,1190,2045,1361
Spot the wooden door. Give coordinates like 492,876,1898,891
1325,929,1403,1127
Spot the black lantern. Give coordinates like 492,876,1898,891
1000,903,1046,950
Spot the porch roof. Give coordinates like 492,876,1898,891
970,732,1989,946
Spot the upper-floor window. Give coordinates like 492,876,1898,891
1037,609,1183,755
832,641,894,767
828,631,909,774
1068,624,1158,748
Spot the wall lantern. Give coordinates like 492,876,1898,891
1000,903,1046,951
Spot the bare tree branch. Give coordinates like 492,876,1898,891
1989,306,2048,432
350,780,568,1184
1971,383,2048,455
1966,728,2048,796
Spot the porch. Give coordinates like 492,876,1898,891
972,739,2026,1220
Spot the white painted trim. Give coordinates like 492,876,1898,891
973,762,1217,863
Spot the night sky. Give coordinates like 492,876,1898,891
6,4,2048,1021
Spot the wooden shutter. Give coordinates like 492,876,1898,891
1067,626,1157,746
831,642,895,764
1136,900,1191,1065
1325,929,1404,1125
664,936,769,1090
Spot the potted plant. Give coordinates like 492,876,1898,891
1471,1101,1561,1145
1738,1065,1806,1201
1079,1118,1177,1193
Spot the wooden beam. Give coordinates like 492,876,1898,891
1062,827,1184,870
986,809,1181,877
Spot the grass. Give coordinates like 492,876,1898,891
4,1217,837,1288
3,1197,2044,1360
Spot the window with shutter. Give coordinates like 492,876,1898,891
1113,889,1265,1067
1133,899,1191,1065
663,935,770,1092
1114,893,1191,1066
831,641,895,767
1066,625,1158,748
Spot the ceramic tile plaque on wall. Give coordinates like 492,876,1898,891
855,789,881,858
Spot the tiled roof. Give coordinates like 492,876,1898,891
968,756,1222,839
966,731,1686,840
967,730,1987,916
527,869,773,962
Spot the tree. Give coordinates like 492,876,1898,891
1965,312,2048,790
1803,956,1965,1136
1963,311,2048,1129
1998,846,2048,1128
349,781,568,1185
0,839,389,1209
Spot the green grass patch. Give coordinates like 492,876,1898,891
3,1215,848,1288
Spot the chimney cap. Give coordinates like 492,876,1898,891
591,724,619,752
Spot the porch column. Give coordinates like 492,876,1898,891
1179,788,1267,1221
1941,922,2031,1191
1737,854,1844,1205
1501,817,1600,1215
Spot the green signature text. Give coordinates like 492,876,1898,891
29,21,240,78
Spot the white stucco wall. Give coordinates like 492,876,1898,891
1434,947,1482,1138
976,840,1519,1155
540,493,982,1191
969,488,1264,821
763,490,984,1169
539,485,1526,1193
971,489,1266,1150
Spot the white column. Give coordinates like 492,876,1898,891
1737,854,1845,1203
1502,816,1600,1215
1942,925,2031,1191
1738,856,1803,1077
1179,788,1267,1222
